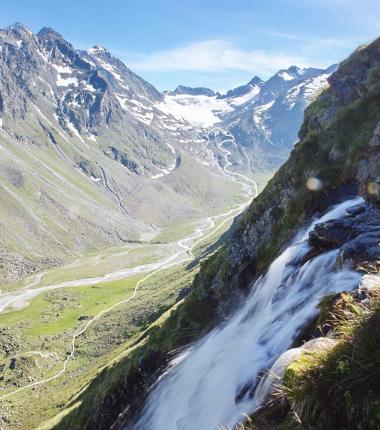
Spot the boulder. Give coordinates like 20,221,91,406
9,358,17,370
309,219,355,248
308,204,380,267
78,315,93,321
346,203,367,216
249,338,338,429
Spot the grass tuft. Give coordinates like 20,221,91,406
282,274,380,430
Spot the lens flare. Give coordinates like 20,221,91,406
306,177,323,191
367,182,380,196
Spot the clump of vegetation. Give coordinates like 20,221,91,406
235,415,257,429
282,273,380,430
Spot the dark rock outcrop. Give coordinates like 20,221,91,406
9,358,17,370
78,159,102,180
78,315,93,321
309,219,355,248
106,146,140,174
167,85,217,97
328,43,380,105
308,204,380,267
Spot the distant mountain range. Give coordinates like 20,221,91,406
0,22,336,282
163,63,337,169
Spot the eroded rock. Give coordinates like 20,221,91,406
309,219,355,248
308,204,380,267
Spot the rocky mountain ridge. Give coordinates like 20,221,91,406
164,64,337,170
164,85,218,97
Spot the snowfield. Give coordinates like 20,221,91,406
157,95,233,127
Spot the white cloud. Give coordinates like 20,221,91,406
258,29,360,49
126,39,311,76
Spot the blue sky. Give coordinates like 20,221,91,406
1,0,379,91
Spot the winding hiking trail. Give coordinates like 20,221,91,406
0,129,257,401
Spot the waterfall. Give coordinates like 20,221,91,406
129,198,363,430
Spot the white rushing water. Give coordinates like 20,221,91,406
130,198,363,430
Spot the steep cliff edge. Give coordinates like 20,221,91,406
189,37,380,318
51,38,380,430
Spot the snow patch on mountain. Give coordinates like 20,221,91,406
52,64,73,74
56,75,78,87
229,85,261,106
284,73,330,109
157,95,233,128
278,71,295,81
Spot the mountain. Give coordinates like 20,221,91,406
163,64,337,169
0,23,241,283
220,65,338,170
0,22,334,287
51,36,380,430
221,75,263,99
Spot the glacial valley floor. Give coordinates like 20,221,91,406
0,169,273,430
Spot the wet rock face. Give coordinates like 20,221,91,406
309,219,355,248
338,231,380,267
308,203,380,267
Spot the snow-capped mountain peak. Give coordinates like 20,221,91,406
88,45,110,55
0,21,338,177
7,22,33,35
160,63,337,171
